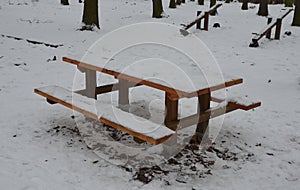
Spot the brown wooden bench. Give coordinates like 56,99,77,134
250,9,293,47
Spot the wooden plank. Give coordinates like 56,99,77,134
196,11,202,29
85,69,96,99
99,117,171,145
167,105,236,130
207,3,222,15
274,18,282,40
118,79,129,110
34,86,174,145
76,82,143,96
277,9,293,20
184,13,205,31
204,12,209,31
195,92,211,142
164,92,179,131
34,88,98,120
63,57,186,99
266,17,273,39
252,20,277,42
63,57,243,99
185,78,243,98
211,97,261,111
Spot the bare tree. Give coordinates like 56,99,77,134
152,0,164,18
292,0,300,26
82,0,100,29
198,0,204,5
285,0,294,7
61,0,69,5
242,0,248,10
258,0,268,16
169,0,176,8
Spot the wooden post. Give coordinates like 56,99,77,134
266,17,272,39
196,11,202,30
85,70,97,99
164,92,178,131
118,79,129,110
194,92,211,143
275,18,282,40
204,12,209,31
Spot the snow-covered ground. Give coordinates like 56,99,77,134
0,0,299,189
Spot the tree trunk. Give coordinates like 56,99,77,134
292,0,300,26
242,0,248,10
198,0,204,5
176,0,182,5
258,0,268,16
82,0,100,29
210,0,217,15
169,0,176,8
61,0,69,5
210,0,216,7
152,0,164,18
285,0,294,7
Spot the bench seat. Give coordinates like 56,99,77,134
34,85,175,145
211,89,261,111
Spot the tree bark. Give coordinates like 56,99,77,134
169,0,176,8
82,0,100,29
210,0,217,15
285,0,294,7
176,0,182,5
152,0,164,18
198,0,204,5
258,0,268,16
242,0,248,10
210,0,216,7
61,0,69,5
292,0,300,26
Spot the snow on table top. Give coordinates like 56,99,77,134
36,85,174,140
80,23,241,94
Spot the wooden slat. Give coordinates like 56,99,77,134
34,87,173,145
118,79,129,109
63,57,243,99
167,105,237,130
76,82,143,96
164,92,179,131
99,117,172,145
196,92,211,136
211,97,261,111
85,69,96,99
34,88,98,120
207,3,222,14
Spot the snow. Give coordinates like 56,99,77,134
0,0,300,189
35,85,175,140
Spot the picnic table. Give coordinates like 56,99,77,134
35,53,260,145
